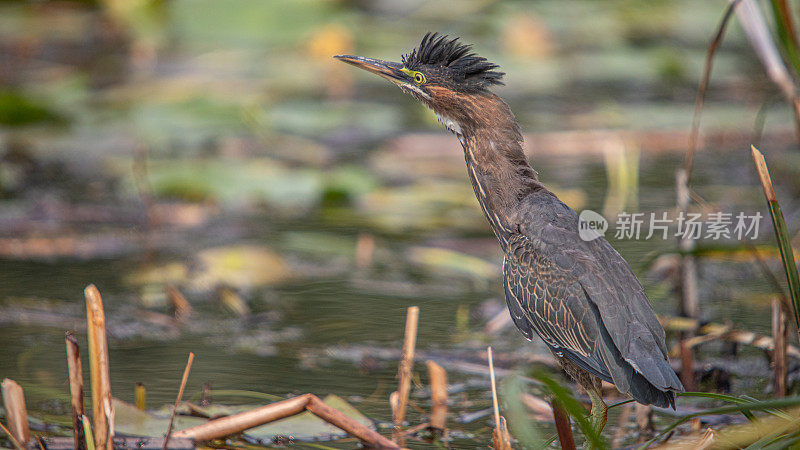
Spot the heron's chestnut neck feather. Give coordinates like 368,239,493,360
425,87,541,246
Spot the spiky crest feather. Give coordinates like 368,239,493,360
402,32,504,92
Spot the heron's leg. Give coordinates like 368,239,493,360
587,385,607,434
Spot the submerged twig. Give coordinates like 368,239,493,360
163,352,194,450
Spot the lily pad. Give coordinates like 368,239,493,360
114,398,206,438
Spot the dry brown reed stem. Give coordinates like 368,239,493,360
488,347,501,433
492,416,513,450
394,306,419,427
305,395,398,448
389,391,399,420
1,379,29,448
551,397,576,450
0,420,24,450
172,393,399,448
685,0,741,176
670,323,800,361
676,170,699,321
65,332,86,449
487,347,512,450
426,360,448,433
163,352,194,450
772,297,787,398
174,394,312,440
85,284,113,449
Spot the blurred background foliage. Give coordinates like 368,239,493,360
1,0,799,447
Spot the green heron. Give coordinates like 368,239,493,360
336,33,683,432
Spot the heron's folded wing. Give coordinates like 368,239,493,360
503,240,612,383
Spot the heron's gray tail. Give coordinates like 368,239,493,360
595,312,684,409
628,368,679,409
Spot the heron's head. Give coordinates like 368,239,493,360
335,33,505,133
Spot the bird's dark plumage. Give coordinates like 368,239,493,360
335,32,684,414
504,189,683,408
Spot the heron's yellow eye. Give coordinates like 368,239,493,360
400,67,427,85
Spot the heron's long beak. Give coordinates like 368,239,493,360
334,55,411,85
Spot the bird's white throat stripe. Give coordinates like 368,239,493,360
436,113,462,135
398,83,430,100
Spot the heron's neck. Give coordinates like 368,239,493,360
439,94,540,247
